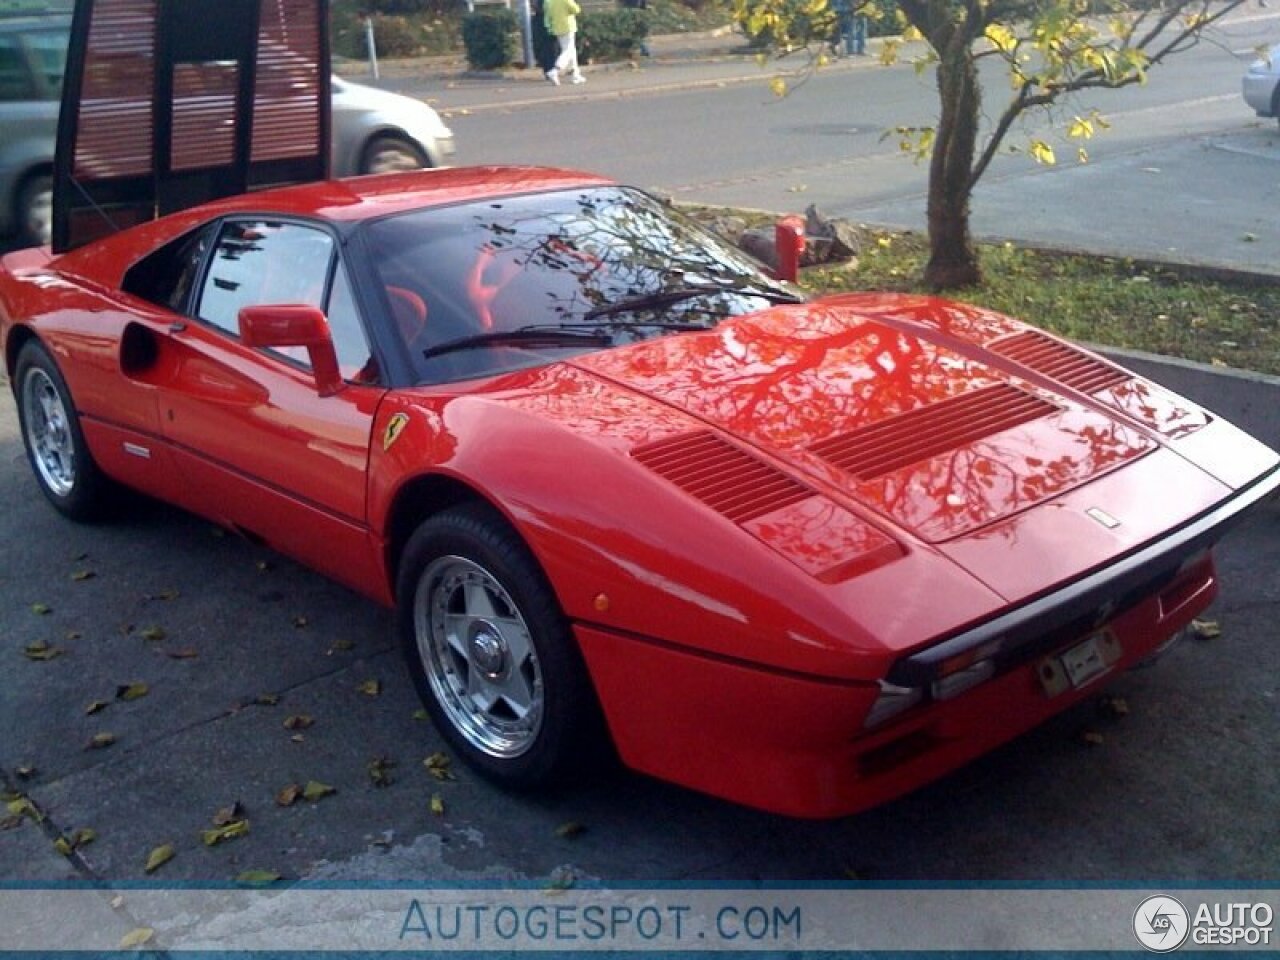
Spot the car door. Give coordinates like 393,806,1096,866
156,217,388,598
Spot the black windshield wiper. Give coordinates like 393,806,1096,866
582,282,802,323
422,327,612,361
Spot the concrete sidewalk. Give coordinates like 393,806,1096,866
336,25,881,112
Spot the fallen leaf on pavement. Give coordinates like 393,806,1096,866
85,700,109,716
302,781,336,802
144,843,175,873
201,819,249,846
423,752,455,781
254,693,280,706
430,794,445,817
30,603,51,615
70,570,95,582
555,821,585,839
167,648,199,660
116,682,149,702
357,679,381,697
283,714,314,731
368,756,396,787
1081,731,1105,746
139,626,166,642
236,869,282,887
86,732,117,750
1192,619,1221,640
119,928,155,949
276,784,302,807
23,640,64,661
212,802,244,826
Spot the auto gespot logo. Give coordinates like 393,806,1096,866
1133,895,1275,951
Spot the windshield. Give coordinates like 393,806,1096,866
361,186,800,383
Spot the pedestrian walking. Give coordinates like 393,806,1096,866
544,0,585,85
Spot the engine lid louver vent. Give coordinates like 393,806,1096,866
810,383,1058,482
990,330,1129,394
631,432,812,524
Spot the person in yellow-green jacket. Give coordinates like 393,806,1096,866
543,0,584,85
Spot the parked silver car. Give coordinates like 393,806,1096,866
1,14,455,247
1242,42,1280,126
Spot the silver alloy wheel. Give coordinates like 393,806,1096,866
21,366,76,497
415,555,544,758
365,142,424,175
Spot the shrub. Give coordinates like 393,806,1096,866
371,15,425,57
462,8,519,70
578,9,649,63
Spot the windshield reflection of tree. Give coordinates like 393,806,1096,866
366,189,784,379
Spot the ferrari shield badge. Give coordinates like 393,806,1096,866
382,413,410,451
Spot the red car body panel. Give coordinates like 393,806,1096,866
3,167,1278,817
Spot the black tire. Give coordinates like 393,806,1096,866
359,135,428,176
396,502,601,787
15,173,52,248
14,340,109,520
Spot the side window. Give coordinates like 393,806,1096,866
326,261,375,379
0,36,35,101
197,220,334,335
122,224,212,313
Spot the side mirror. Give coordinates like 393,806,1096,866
238,304,343,397
774,216,806,283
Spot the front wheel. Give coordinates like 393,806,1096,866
396,503,601,786
15,341,109,520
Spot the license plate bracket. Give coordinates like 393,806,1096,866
1039,630,1122,697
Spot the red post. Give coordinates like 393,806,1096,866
774,216,806,282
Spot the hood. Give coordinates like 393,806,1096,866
574,298,1167,545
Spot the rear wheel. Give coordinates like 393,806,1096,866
16,174,52,248
360,136,428,175
396,503,600,786
15,341,108,520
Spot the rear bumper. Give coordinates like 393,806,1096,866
576,457,1280,817
577,551,1218,818
891,462,1280,687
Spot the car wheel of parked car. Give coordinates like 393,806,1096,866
397,502,599,787
17,174,53,248
360,136,428,175
15,341,109,519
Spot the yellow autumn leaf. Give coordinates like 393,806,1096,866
144,843,175,873
430,793,445,817
769,76,787,98
357,679,381,697
1029,140,1056,165
984,23,1017,54
236,869,282,887
87,732,117,750
139,626,166,642
201,819,249,847
302,780,336,802
1067,116,1094,140
116,682,149,702
119,928,155,949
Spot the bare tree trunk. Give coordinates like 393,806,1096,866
924,40,981,290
